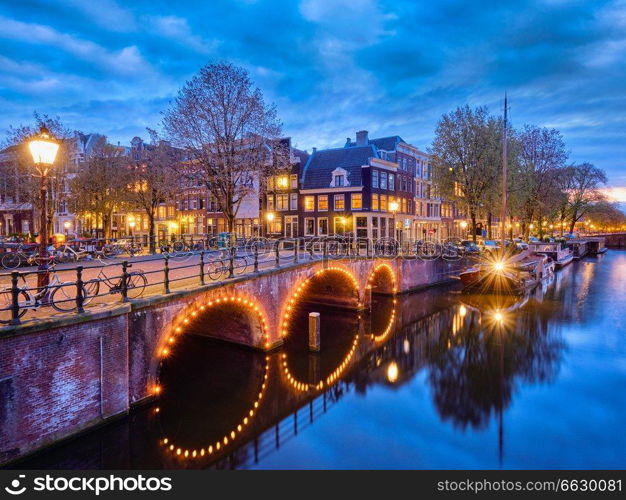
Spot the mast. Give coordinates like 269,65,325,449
501,93,508,254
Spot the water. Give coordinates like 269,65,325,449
12,251,626,469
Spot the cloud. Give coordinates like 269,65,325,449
0,0,623,188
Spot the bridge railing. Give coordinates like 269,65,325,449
0,236,470,328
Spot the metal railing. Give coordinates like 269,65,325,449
0,236,471,327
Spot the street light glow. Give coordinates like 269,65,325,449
29,126,59,166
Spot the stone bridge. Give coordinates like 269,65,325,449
0,254,466,465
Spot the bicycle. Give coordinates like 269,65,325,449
206,250,248,280
1,244,40,269
83,258,148,301
0,261,89,323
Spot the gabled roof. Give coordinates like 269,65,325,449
301,145,376,188
368,136,404,151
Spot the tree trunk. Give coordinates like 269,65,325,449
471,213,477,243
149,214,156,254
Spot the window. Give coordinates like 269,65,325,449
304,195,315,211
277,194,288,211
380,172,387,190
276,175,289,189
351,193,362,210
290,174,298,189
334,175,344,187
318,195,328,211
305,218,315,236
158,206,166,219
318,217,328,236
380,194,387,211
290,193,298,210
372,170,379,188
356,216,367,238
388,173,395,191
334,194,345,210
401,198,407,214
372,194,379,211
267,194,275,210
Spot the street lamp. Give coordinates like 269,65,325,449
29,126,59,292
128,218,136,237
389,200,399,241
63,221,71,236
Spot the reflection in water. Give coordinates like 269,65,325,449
11,252,626,469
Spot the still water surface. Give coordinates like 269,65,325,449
15,251,626,469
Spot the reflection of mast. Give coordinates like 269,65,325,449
498,327,504,466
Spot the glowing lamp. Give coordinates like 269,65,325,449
460,221,468,229
386,361,399,383
389,200,399,213
29,126,59,166
265,212,275,222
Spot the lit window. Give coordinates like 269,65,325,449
304,196,315,211
277,194,288,211
276,176,289,189
351,193,362,210
380,194,388,211
318,195,328,211
267,194,275,210
372,194,379,211
334,194,345,210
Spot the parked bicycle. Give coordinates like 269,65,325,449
0,260,89,323
1,244,40,270
83,258,148,301
206,251,248,280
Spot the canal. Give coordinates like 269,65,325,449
11,251,626,469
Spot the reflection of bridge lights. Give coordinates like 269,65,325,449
370,308,396,343
281,334,359,392
159,355,270,461
281,265,359,339
387,361,399,383
459,304,467,317
403,339,410,354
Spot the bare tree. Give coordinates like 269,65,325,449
128,129,181,252
69,137,129,238
162,62,287,240
431,105,502,242
564,162,607,233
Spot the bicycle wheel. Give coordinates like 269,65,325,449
82,278,101,304
50,282,81,312
1,253,22,269
0,287,29,324
172,241,185,253
234,256,248,275
207,259,225,280
126,271,147,299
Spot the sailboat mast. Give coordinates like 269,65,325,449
501,94,508,253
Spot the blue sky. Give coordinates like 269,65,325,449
1,0,625,195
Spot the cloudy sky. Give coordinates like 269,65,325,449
1,0,625,195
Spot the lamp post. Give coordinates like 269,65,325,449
128,219,136,237
63,221,71,236
29,126,59,292
459,220,468,238
389,200,399,242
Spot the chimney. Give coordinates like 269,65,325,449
312,147,317,154
356,130,369,146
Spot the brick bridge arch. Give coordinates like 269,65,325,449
132,256,463,402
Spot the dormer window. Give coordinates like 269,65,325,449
330,167,350,188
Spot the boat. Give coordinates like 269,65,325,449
528,242,574,269
460,250,553,295
586,237,608,255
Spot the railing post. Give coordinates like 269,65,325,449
164,255,170,294
254,244,259,272
228,245,235,278
75,265,85,313
323,238,328,261
199,250,205,285
121,261,129,302
308,240,314,260
10,272,21,326
275,240,280,268
293,238,298,264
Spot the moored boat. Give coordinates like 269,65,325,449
529,242,574,269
